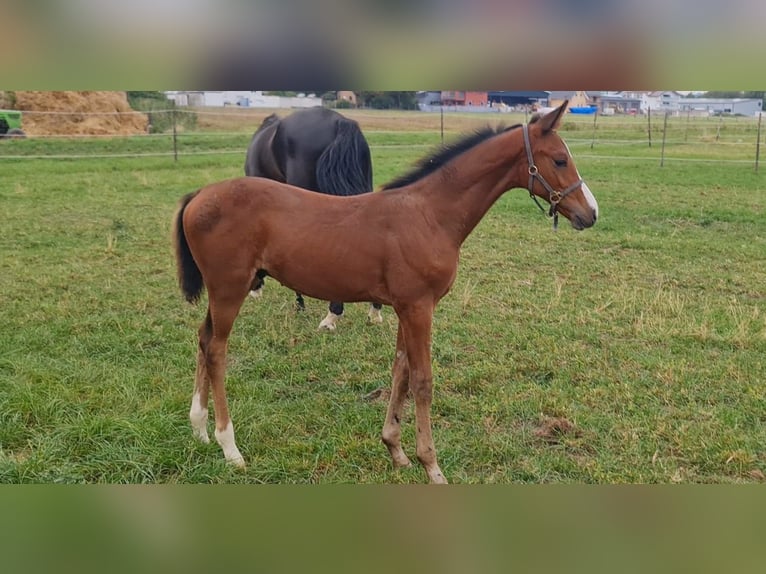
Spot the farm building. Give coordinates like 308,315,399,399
416,91,550,109
677,97,762,117
487,91,550,107
598,93,643,114
440,91,488,106
165,91,322,109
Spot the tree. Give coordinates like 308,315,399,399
357,91,418,110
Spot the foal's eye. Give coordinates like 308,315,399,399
554,158,568,167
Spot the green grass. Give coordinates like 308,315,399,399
1,124,765,483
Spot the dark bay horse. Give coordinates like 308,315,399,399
244,106,383,330
174,101,598,483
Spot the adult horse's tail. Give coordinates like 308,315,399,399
315,118,373,196
173,190,204,304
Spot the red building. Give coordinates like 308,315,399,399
440,91,488,106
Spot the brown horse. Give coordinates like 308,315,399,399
173,101,598,483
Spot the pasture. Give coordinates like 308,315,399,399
1,109,765,483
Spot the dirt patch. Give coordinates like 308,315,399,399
10,91,148,136
533,416,581,444
748,469,765,481
362,387,390,402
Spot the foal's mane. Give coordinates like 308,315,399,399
381,123,523,191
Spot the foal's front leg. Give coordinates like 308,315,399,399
382,324,412,469
398,305,447,484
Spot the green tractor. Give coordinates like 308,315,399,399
0,109,26,138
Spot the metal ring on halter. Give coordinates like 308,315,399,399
549,190,562,204
528,165,538,175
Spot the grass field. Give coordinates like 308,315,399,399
1,110,765,483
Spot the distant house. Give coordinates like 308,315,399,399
548,91,599,109
337,91,357,106
440,91,488,106
650,91,683,112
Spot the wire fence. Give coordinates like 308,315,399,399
0,107,763,170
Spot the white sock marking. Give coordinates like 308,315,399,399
368,305,383,324
189,391,209,443
215,421,245,467
318,312,341,331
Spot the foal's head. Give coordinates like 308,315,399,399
524,102,598,230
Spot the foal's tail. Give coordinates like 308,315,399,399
316,118,373,196
173,190,204,304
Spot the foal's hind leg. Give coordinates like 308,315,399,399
381,323,413,469
204,286,251,468
318,301,344,331
189,311,213,443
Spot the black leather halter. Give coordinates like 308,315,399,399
522,124,583,230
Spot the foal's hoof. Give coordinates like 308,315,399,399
192,428,210,444
249,289,263,300
427,467,448,485
393,455,413,469
226,454,246,469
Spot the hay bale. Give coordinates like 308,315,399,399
13,91,148,136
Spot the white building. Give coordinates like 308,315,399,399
165,91,322,109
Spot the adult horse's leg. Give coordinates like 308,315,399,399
397,303,447,484
368,303,384,324
189,310,213,443
381,323,413,469
319,301,344,331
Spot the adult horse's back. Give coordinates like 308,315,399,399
244,106,382,330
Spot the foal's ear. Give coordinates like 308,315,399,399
539,99,569,133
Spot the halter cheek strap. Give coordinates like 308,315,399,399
522,124,583,230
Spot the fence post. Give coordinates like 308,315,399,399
172,109,178,162
660,112,669,167
685,108,690,142
647,107,652,148
756,112,762,172
590,109,598,149
440,105,444,143
715,114,723,142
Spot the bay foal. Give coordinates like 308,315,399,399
174,102,598,483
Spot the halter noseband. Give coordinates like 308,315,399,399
522,123,582,230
